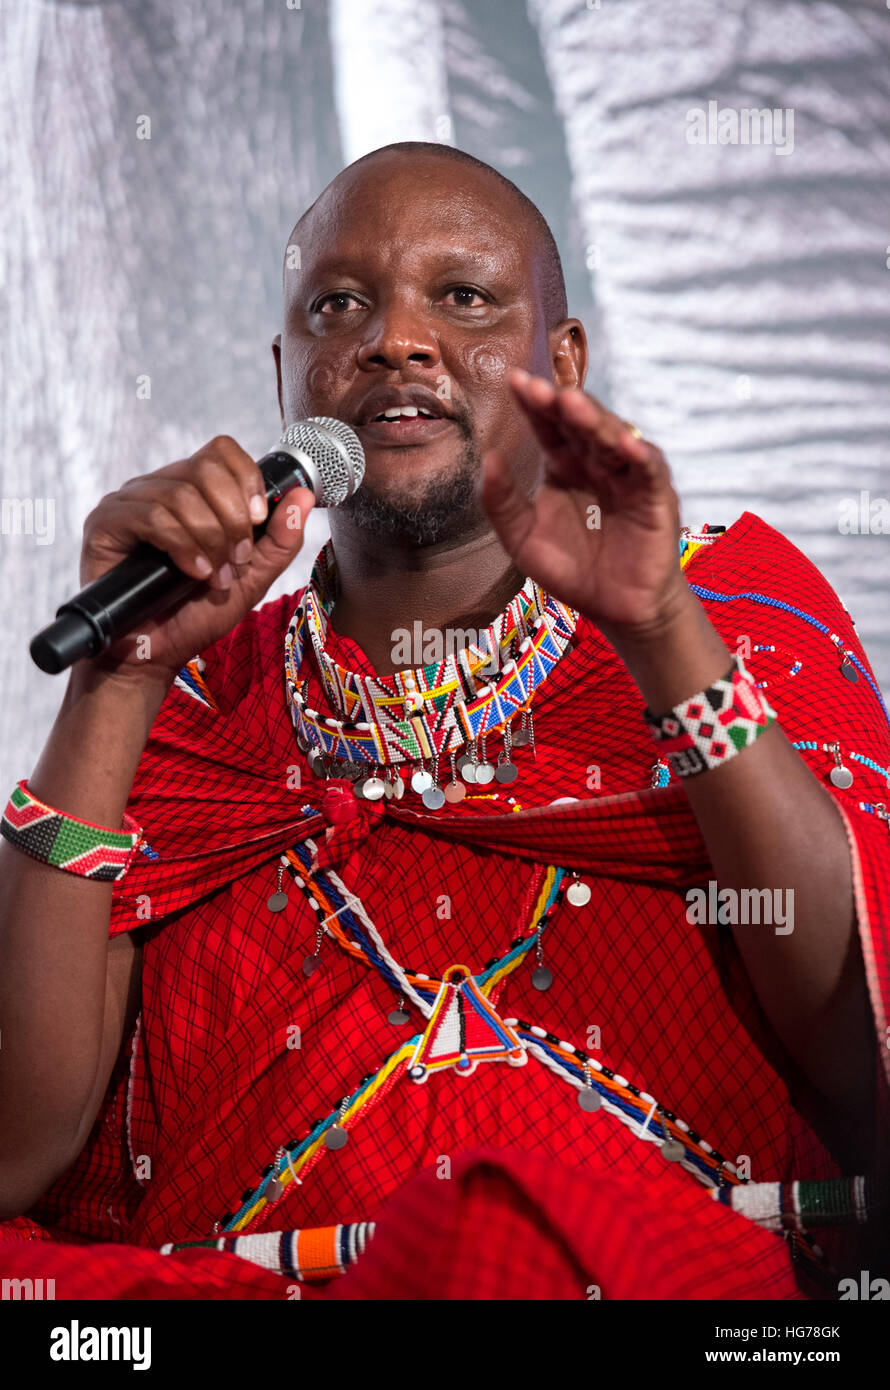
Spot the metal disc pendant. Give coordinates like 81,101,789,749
840,660,859,683
341,761,363,782
267,892,289,912
388,1007,410,1025
324,1124,348,1151
362,776,386,801
531,965,553,992
308,750,325,777
266,1176,284,1201
391,775,405,800
495,761,518,784
661,1138,685,1162
422,785,446,810
475,762,495,785
461,762,477,784
444,781,466,804
512,728,530,747
353,779,365,800
830,765,854,789
566,880,592,907
411,768,433,794
302,955,324,978
578,1089,601,1112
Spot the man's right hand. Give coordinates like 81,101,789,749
78,435,315,683
0,434,317,1218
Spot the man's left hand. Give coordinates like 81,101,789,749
480,369,687,640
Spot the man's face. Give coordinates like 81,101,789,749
273,153,570,546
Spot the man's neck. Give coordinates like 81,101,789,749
327,526,527,675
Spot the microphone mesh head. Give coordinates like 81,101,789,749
279,416,365,507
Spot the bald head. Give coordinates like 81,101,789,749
286,142,568,329
273,140,586,548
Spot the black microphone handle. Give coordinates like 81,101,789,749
29,450,312,675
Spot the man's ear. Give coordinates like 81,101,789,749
550,318,588,391
271,334,285,429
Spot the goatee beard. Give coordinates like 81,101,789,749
339,434,488,547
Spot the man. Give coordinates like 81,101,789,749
0,142,887,1300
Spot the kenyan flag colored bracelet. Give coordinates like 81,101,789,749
0,779,144,882
644,654,776,778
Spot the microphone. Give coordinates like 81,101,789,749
29,417,365,675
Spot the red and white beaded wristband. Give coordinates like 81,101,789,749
0,779,144,882
644,654,776,778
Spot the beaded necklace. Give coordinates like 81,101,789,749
280,531,736,809
284,543,578,807
301,544,547,727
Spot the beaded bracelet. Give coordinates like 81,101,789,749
644,654,776,778
0,779,143,882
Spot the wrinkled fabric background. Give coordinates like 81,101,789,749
2,0,888,781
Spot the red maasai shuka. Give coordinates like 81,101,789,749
2,511,889,1300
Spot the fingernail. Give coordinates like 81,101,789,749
249,493,268,522
233,538,251,564
194,555,212,577
217,563,233,588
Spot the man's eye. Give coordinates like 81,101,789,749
443,286,487,308
314,292,361,314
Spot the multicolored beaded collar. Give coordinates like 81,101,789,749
284,542,579,806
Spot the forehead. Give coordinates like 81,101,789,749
294,154,533,275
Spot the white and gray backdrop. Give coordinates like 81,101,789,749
2,0,888,782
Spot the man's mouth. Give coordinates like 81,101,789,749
356,407,457,448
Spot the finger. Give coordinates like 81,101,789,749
543,392,670,499
83,496,220,586
555,390,641,459
508,371,670,501
190,435,268,527
121,476,240,585
184,450,259,559
556,390,669,472
542,392,636,481
511,371,645,462
506,370,577,456
596,425,669,488
478,448,536,560
247,486,315,588
157,436,268,549
552,387,620,449
507,374,628,493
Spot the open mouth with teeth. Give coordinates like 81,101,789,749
370,406,437,422
357,404,456,447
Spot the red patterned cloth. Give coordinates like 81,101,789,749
3,511,888,1299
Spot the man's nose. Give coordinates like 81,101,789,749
356,304,441,371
